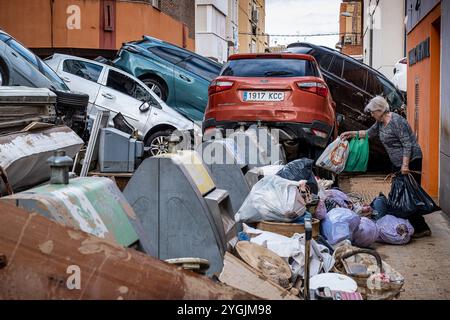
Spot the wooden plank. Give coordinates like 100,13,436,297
0,201,257,300
219,252,299,300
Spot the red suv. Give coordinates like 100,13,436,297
203,53,337,159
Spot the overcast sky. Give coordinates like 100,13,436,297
265,0,341,49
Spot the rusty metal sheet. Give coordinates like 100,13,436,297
0,125,83,194
2,177,140,248
0,201,257,300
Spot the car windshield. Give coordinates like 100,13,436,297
220,58,317,77
40,60,70,91
6,38,69,91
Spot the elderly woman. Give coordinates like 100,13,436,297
340,95,431,238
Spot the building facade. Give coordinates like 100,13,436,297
405,0,449,215
338,0,363,58
0,0,195,59
195,0,230,63
238,0,268,53
227,0,239,56
362,0,406,79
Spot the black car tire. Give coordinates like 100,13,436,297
54,90,89,108
142,78,168,102
145,129,174,156
0,59,9,86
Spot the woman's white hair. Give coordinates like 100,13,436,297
364,95,390,113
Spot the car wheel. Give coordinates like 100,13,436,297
0,60,9,86
53,90,89,108
142,78,167,101
145,129,174,156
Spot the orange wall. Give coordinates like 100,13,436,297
115,2,194,51
0,0,194,50
406,4,441,196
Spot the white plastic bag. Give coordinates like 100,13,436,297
243,224,335,278
315,137,349,174
235,175,306,223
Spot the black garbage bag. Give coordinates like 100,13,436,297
386,173,440,219
276,158,318,194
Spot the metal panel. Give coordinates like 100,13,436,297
440,0,450,215
2,177,139,247
0,126,83,194
198,139,250,214
159,151,215,196
124,152,231,276
0,201,256,300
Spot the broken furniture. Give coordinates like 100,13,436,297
255,219,321,239
1,151,151,251
123,150,238,276
98,127,144,173
197,138,250,214
235,241,292,288
0,201,257,300
0,125,83,194
0,86,56,134
219,252,299,300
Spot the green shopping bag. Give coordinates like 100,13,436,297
344,132,369,172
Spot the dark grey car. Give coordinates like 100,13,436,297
0,30,88,137
286,42,407,169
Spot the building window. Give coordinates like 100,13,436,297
152,0,161,9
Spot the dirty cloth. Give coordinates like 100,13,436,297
367,112,422,167
235,175,306,223
243,224,335,279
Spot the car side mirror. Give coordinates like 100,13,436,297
139,102,150,112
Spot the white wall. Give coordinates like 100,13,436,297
195,0,228,63
226,0,239,54
363,0,405,79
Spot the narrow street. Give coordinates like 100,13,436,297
340,174,450,300
376,212,450,300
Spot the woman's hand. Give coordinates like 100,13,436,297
401,164,409,175
340,131,355,141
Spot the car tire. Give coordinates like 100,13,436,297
54,90,89,108
142,78,168,102
0,59,9,86
145,129,174,156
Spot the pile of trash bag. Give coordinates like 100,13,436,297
235,175,307,223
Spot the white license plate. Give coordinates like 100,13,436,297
243,91,284,102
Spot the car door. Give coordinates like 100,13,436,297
340,59,371,128
95,68,152,136
57,58,104,105
174,56,220,121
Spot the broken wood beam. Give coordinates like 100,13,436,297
0,201,257,300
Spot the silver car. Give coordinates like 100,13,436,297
45,54,201,155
